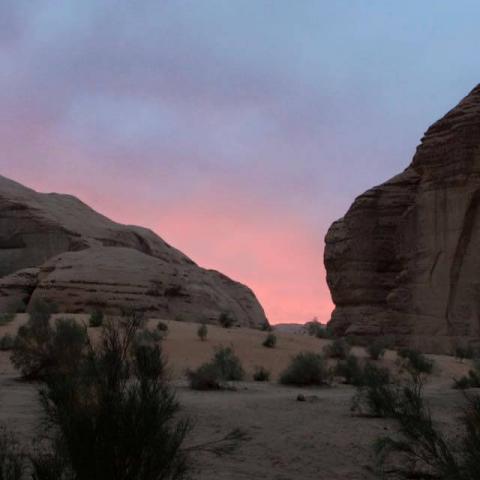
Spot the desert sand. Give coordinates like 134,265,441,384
0,316,474,480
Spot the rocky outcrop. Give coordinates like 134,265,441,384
325,85,480,352
0,176,267,328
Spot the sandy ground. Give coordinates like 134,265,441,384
0,315,475,480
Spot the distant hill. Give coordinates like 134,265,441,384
0,175,267,328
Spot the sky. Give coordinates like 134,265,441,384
1,1,480,324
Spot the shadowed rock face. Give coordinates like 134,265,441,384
0,176,267,328
325,85,480,352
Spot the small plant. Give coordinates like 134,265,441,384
135,328,164,346
157,321,169,332
367,337,389,361
89,309,104,327
187,363,223,390
262,333,277,348
212,346,244,381
31,313,192,480
335,354,364,385
453,358,480,389
323,338,351,359
187,346,244,390
397,348,434,374
279,352,329,386
253,366,271,382
306,319,332,339
374,378,480,479
260,322,272,332
155,321,169,340
351,363,398,417
219,312,235,329
11,316,88,380
197,323,208,341
0,424,24,479
455,344,476,362
0,300,26,326
0,333,14,351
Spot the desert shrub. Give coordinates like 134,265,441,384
455,344,476,362
351,363,398,417
0,334,14,351
397,348,434,374
375,379,480,479
262,333,277,349
218,312,235,329
187,346,244,390
187,363,223,390
212,347,244,381
260,322,272,332
253,366,270,382
279,352,329,386
367,337,389,361
197,323,208,342
323,338,351,360
32,314,191,480
0,425,24,480
335,354,364,386
454,358,480,389
88,310,104,328
346,335,364,346
134,328,164,346
0,300,26,326
11,317,88,380
0,313,15,327
157,321,169,333
306,319,332,339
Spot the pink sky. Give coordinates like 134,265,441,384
2,2,479,324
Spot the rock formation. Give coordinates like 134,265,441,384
325,84,480,352
0,175,267,328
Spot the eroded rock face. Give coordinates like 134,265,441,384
325,85,480,352
0,176,267,328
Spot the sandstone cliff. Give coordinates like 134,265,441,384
325,85,480,352
0,175,267,328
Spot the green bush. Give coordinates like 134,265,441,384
88,309,104,328
306,319,332,339
453,358,480,389
0,300,26,326
31,314,191,480
197,323,208,342
187,363,223,390
154,321,169,340
187,346,244,390
212,347,244,381
0,334,14,351
375,378,480,479
157,321,169,332
397,348,434,374
262,333,277,348
11,317,88,380
455,344,476,361
253,366,270,382
323,338,351,359
260,322,272,332
218,312,235,329
134,328,164,346
335,354,364,386
351,363,398,417
367,337,389,361
279,352,329,386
